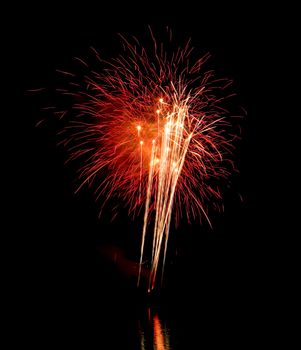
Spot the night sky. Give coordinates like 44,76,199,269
8,1,289,346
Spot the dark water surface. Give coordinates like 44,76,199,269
15,254,269,349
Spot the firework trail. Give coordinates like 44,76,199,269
55,28,239,291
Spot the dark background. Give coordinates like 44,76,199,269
7,1,291,346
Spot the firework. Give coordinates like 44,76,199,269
56,28,239,291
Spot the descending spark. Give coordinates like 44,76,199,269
55,28,239,291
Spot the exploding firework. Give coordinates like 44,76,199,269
54,28,240,291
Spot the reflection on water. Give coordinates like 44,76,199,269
138,308,171,350
153,313,171,350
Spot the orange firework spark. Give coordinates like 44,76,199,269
57,28,239,291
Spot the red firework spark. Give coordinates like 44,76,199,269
55,28,240,291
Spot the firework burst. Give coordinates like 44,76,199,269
55,28,239,291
